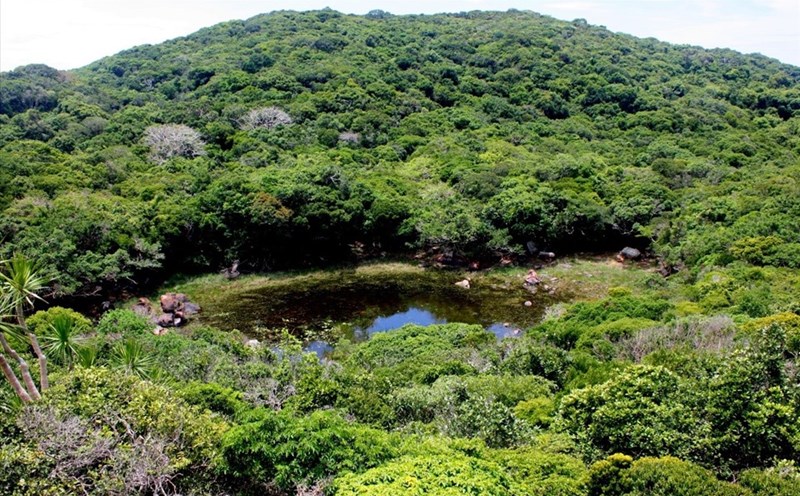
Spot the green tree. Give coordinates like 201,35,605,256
0,254,49,392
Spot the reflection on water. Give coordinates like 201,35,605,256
354,306,522,340
357,307,445,336
304,340,334,357
302,306,526,357
199,266,556,353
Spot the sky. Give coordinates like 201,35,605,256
1,0,799,72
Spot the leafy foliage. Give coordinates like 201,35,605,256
1,7,799,495
0,9,796,295
588,455,748,496
0,367,228,495
220,408,398,490
332,453,519,495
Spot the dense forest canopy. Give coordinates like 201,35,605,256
0,9,798,296
1,9,800,496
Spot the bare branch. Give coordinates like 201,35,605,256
239,106,293,130
143,124,206,164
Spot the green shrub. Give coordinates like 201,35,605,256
446,395,532,448
221,408,398,490
95,309,153,336
349,323,493,370
393,377,467,424
539,295,672,349
733,287,772,318
564,353,628,391
588,455,747,496
514,397,555,427
417,359,475,384
0,442,53,496
462,374,554,406
29,367,228,494
499,340,570,385
491,448,587,496
740,312,800,353
332,453,519,495
740,461,800,496
180,381,247,418
557,366,704,461
27,306,91,336
392,374,552,428
623,456,748,496
588,453,633,496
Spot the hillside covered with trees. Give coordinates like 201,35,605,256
0,8,799,496
0,8,799,296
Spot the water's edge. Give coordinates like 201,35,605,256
194,265,558,348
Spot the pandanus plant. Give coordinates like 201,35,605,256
0,254,49,402
43,314,82,371
111,338,155,379
0,293,38,402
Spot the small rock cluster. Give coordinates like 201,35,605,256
132,293,201,335
158,293,201,327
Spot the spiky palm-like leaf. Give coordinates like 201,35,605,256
43,314,83,370
111,339,155,379
0,385,23,414
0,253,50,391
0,292,18,336
0,294,28,356
0,254,47,311
75,344,99,368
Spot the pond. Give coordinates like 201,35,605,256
196,264,560,351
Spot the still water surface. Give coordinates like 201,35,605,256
198,266,555,351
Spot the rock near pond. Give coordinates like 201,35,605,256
132,297,153,318
134,292,201,330
221,260,240,280
617,247,642,261
524,269,541,286
160,293,189,313
538,251,556,261
157,313,174,327
162,293,199,327
183,301,201,316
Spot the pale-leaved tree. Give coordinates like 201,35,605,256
240,106,293,130
143,123,206,164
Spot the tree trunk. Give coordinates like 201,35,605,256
16,301,48,392
0,331,40,401
17,357,40,401
27,332,48,391
0,353,33,403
